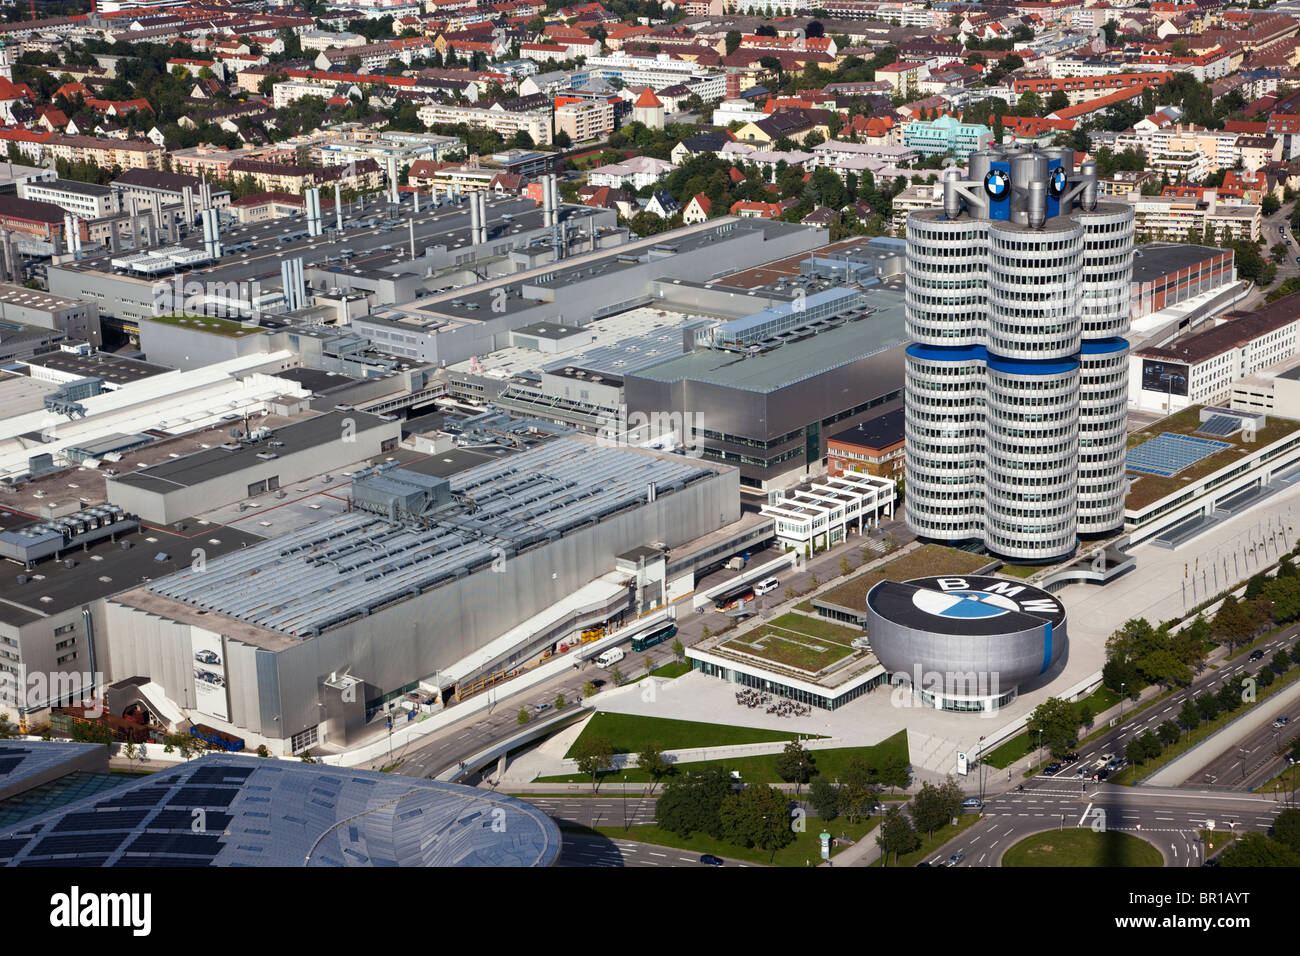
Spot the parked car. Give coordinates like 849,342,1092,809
1062,752,1079,763
961,798,983,811
1044,762,1062,775
699,854,724,866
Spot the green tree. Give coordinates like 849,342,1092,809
1275,808,1300,853
1178,698,1201,730
610,664,626,687
876,804,921,865
635,745,670,789
808,776,839,821
671,638,684,662
1195,692,1220,722
839,556,852,577
554,693,566,710
725,29,742,55
775,739,816,793
573,735,614,790
839,755,879,822
655,768,730,838
879,753,912,793
517,707,530,726
1157,719,1181,746
718,784,796,856
1026,696,1079,758
909,780,950,838
583,680,598,698
1218,831,1300,866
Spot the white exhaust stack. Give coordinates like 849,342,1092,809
182,185,194,225
477,191,488,245
413,188,420,214
201,207,222,259
280,256,306,311
388,156,399,204
334,182,343,231
409,218,416,259
305,187,323,237
470,190,481,245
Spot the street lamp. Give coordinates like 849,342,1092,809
978,735,986,804
623,774,628,831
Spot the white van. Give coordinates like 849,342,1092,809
753,578,779,596
595,647,625,668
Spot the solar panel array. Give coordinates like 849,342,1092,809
0,754,561,867
1127,432,1232,477
146,436,714,637
1197,414,1244,437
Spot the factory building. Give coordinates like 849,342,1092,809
105,410,401,525
102,436,739,753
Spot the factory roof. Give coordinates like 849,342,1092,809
630,284,907,393
1130,241,1229,285
108,410,391,493
138,436,719,641
0,520,264,623
60,194,605,291
1137,291,1300,365
0,754,561,867
412,217,803,324
830,407,905,450
23,349,169,386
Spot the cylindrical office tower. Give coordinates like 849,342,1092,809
904,146,1133,563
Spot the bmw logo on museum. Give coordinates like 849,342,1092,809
863,575,1067,713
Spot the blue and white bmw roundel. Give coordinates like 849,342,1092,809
1049,166,1067,197
984,168,1009,200
912,588,1018,619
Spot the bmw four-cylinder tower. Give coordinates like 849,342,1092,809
904,145,1135,564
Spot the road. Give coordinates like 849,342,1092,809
918,781,1290,868
1188,695,1300,791
1020,628,1299,787
387,515,916,782
557,831,754,867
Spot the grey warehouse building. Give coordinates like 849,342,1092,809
624,281,908,494
102,436,739,753
105,410,401,524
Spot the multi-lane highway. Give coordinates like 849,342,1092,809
1189,697,1300,791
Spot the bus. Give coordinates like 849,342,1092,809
713,583,755,611
631,621,677,653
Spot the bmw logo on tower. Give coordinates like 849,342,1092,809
864,575,1067,712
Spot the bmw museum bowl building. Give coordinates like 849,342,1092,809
864,575,1067,712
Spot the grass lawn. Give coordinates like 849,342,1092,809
564,711,805,758
719,611,863,673
998,563,1045,579
1257,762,1300,795
625,660,692,684
816,544,991,612
573,815,881,866
1200,829,1237,858
1125,406,1300,511
872,814,980,867
541,730,909,785
1002,828,1163,867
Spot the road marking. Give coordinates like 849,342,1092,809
1078,803,1093,827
